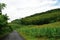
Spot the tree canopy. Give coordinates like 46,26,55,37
0,3,6,15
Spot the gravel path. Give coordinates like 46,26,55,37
1,31,24,40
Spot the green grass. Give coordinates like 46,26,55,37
17,22,60,40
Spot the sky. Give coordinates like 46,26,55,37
0,0,60,22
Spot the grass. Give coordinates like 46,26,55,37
17,21,60,40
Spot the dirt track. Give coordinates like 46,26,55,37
1,30,24,40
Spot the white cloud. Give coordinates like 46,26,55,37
0,0,60,22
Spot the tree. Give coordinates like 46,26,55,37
0,3,6,15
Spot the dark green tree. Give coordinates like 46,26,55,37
0,3,6,15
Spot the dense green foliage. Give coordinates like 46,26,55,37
0,3,12,38
11,8,60,40
0,14,12,38
0,14,8,27
1,2,60,40
12,9,60,25
9,23,23,30
21,9,60,25
17,22,60,40
12,19,21,24
0,3,6,15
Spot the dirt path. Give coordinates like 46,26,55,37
1,30,24,40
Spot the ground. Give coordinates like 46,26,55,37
1,30,24,40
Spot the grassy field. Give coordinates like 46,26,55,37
17,21,60,40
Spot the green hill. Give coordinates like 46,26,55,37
12,8,60,25
11,8,60,40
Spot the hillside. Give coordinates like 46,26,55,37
12,8,60,25
11,8,60,40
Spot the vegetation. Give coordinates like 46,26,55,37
11,8,60,40
12,9,60,25
0,3,12,39
17,22,60,40
0,2,60,40
21,9,60,25
0,3,6,15
9,23,22,30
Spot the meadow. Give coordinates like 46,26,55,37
17,22,60,40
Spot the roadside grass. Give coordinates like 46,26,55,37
17,21,60,40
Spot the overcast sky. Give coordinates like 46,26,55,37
0,0,60,22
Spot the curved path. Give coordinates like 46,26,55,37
1,31,24,40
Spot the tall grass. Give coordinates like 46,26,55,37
17,22,60,40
